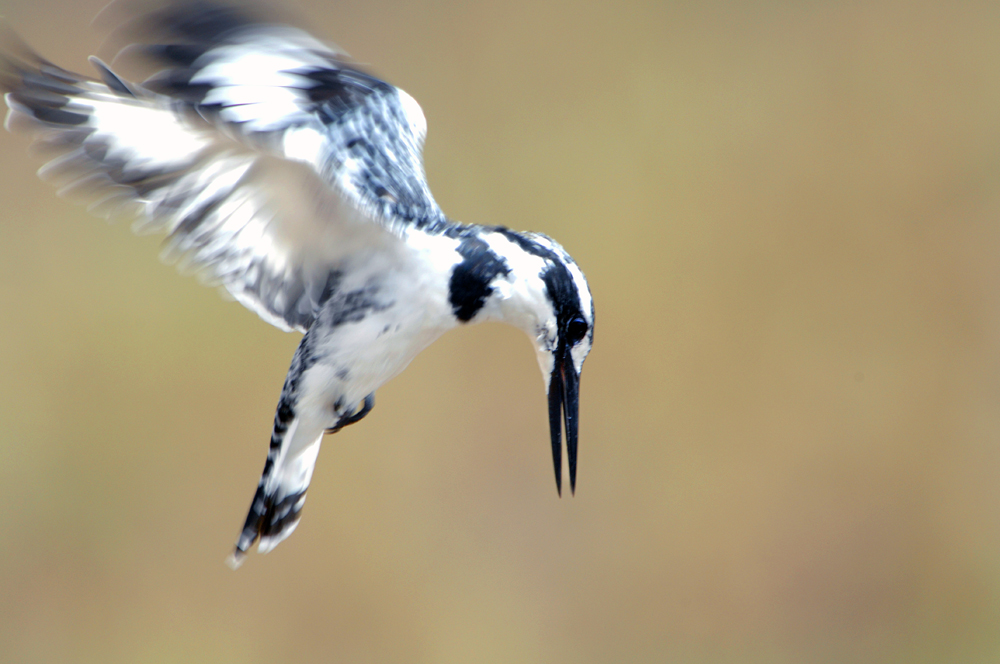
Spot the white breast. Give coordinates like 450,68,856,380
296,230,464,412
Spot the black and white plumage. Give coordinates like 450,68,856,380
2,1,594,567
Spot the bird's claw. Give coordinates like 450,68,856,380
325,393,375,434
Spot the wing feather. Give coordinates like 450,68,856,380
135,2,444,227
2,2,448,332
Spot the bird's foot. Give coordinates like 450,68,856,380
325,393,375,434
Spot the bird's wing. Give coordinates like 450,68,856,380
2,3,445,333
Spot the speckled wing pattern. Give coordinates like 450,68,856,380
2,3,444,332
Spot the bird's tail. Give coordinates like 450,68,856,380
227,395,325,569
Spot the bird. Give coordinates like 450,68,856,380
1,1,594,567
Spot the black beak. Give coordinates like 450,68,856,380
547,345,580,496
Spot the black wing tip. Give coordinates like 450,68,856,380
148,1,262,41
127,1,283,46
142,42,210,67
1,57,94,130
87,56,137,96
97,0,281,73
105,1,311,101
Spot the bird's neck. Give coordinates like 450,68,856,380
463,227,553,336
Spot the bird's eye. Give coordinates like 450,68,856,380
566,317,588,344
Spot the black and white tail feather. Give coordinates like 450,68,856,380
2,1,594,567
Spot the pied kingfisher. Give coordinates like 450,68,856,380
1,1,594,567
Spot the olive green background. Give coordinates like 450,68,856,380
2,1,1000,662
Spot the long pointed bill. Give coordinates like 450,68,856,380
547,347,580,496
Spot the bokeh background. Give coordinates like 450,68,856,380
2,0,1000,662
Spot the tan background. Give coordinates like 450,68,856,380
2,0,1000,662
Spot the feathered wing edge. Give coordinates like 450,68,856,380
2,2,450,331
126,1,447,232
1,27,396,333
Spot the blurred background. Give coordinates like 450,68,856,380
2,0,1000,662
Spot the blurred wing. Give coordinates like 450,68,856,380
2,3,445,332
136,2,445,231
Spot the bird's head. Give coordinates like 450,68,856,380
476,228,594,494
